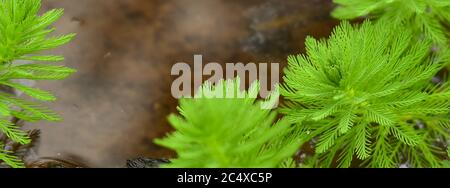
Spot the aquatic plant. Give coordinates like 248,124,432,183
155,78,302,168
281,20,449,168
0,0,75,168
332,0,450,46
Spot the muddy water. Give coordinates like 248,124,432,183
30,0,338,167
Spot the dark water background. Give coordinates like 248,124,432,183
30,0,338,167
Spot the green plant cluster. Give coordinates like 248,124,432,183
0,0,75,168
282,20,449,168
156,2,449,168
155,78,302,168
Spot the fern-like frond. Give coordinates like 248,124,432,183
0,81,56,101
354,123,372,160
0,93,61,122
369,126,396,168
0,119,30,145
389,123,421,146
2,64,76,80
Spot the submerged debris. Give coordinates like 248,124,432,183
126,157,170,168
27,158,88,168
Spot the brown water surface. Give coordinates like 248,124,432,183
31,0,338,167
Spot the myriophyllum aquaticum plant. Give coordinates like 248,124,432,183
281,20,449,168
155,78,302,168
0,0,76,168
